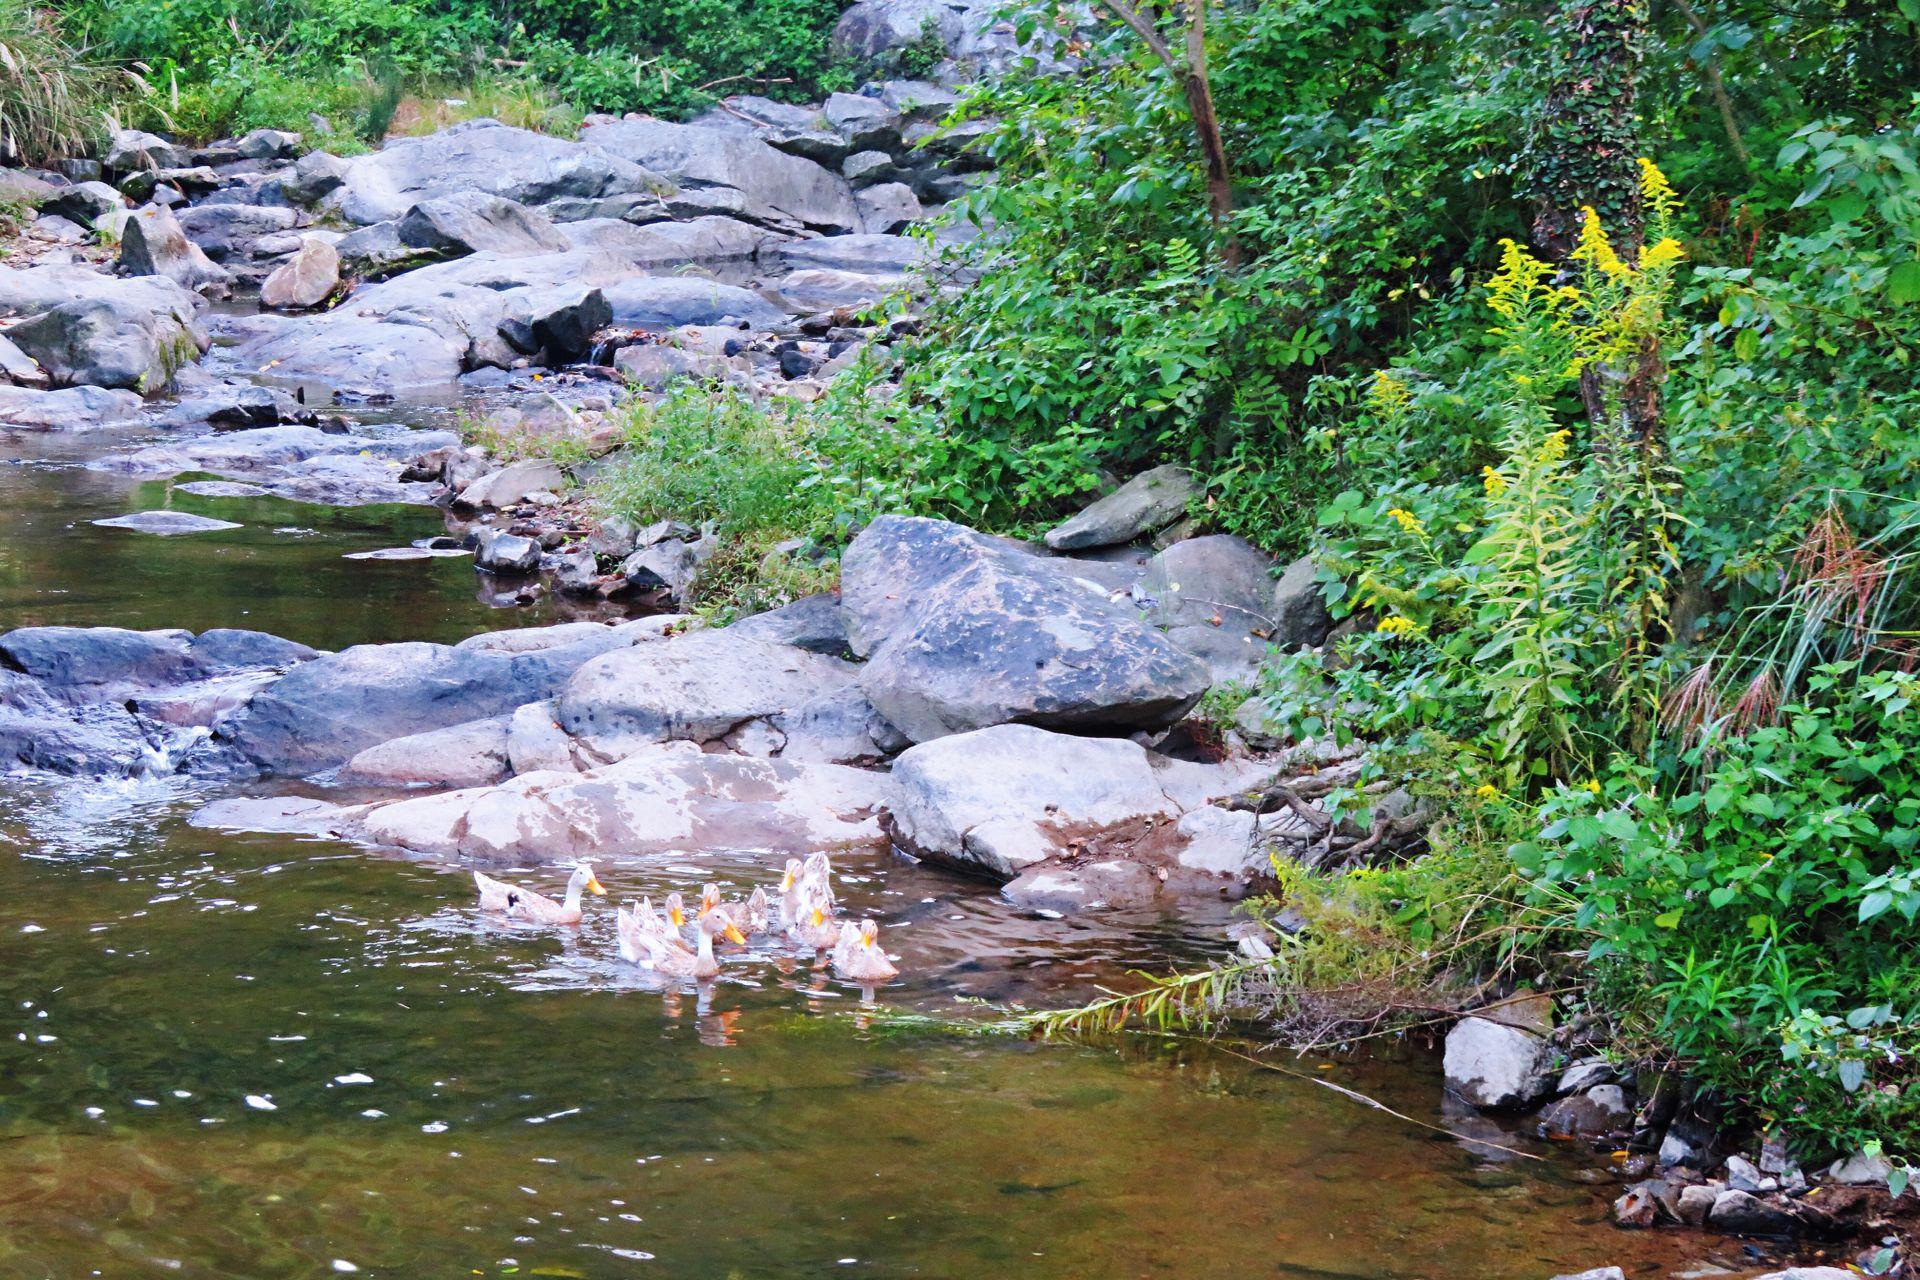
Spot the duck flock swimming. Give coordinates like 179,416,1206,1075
471,852,900,985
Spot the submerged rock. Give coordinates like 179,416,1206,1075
91,511,243,536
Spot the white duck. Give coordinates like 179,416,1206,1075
630,913,743,980
616,897,679,963
787,880,839,951
831,919,900,983
473,863,605,925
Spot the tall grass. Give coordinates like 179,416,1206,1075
0,0,122,165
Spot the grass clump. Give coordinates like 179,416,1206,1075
0,0,122,165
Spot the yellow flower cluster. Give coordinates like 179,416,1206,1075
1539,428,1572,463
1481,464,1508,497
1368,370,1412,419
1639,236,1686,272
1385,507,1425,535
1474,783,1501,800
1375,616,1418,636
1485,237,1554,321
1638,157,1679,220
1582,778,1603,795
1572,207,1629,278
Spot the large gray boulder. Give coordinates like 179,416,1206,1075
841,516,1213,742
1044,464,1196,550
225,631,640,774
0,262,200,320
396,191,572,259
0,625,317,777
555,627,862,759
0,334,48,387
174,203,300,261
1442,1015,1552,1110
337,715,512,788
6,296,207,395
765,267,907,313
328,120,665,225
765,233,928,275
119,206,234,294
582,118,860,234
602,275,788,329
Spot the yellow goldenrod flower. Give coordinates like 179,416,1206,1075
1375,616,1418,636
1639,236,1686,272
1368,370,1412,418
1582,779,1602,795
1385,507,1425,535
1481,465,1508,497
1638,157,1680,219
1572,207,1629,278
1474,783,1501,800
1485,237,1553,320
1539,428,1572,463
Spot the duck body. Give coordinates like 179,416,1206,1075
473,863,605,926
832,919,900,983
787,882,839,951
630,914,739,980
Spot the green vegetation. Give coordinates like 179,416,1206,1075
56,0,853,143
598,0,1919,1166
0,0,125,164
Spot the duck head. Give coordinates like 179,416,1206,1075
698,883,722,918
778,858,803,892
663,891,687,928
571,863,608,897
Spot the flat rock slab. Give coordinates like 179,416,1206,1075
342,546,471,561
92,511,242,535
318,742,893,863
174,480,271,498
1045,464,1197,551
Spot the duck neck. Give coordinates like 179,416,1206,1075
563,874,586,912
696,929,715,962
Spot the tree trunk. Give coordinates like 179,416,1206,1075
1526,0,1649,259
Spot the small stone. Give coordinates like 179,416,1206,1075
1612,1182,1662,1228
1556,1058,1614,1094
473,528,542,575
1827,1150,1894,1186
1726,1154,1768,1192
1538,1084,1631,1137
1442,1016,1550,1110
1657,1130,1697,1168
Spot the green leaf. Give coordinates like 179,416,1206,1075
1653,910,1683,929
1889,260,1920,305
1861,889,1895,921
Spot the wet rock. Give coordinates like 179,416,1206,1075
1612,1179,1679,1228
842,515,1212,743
1550,1270,1626,1280
332,220,431,277
119,206,233,295
1750,1270,1865,1280
6,296,206,395
556,626,861,757
473,528,543,574
328,120,663,225
1046,466,1198,552
581,117,860,234
260,236,341,309
504,284,611,362
884,723,1246,879
1442,1016,1551,1110
1676,1183,1719,1224
1556,1058,1614,1094
456,459,567,510
1,384,144,433
1726,1154,1771,1192
1658,1130,1699,1168
396,191,572,259
603,275,788,330
550,549,601,596
347,742,893,862
164,382,304,428
336,714,512,788
225,631,638,774
612,343,734,390
1004,858,1163,912
105,129,185,172
174,203,300,261
41,179,124,225
1539,1085,1631,1136
1707,1188,1797,1235
92,511,242,536
766,267,906,313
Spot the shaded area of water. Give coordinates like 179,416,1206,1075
0,776,1743,1280
0,426,608,649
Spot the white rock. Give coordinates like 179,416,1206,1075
1441,1016,1550,1110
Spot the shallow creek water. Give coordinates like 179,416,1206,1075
1,408,1745,1278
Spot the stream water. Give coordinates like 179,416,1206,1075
2,409,1748,1278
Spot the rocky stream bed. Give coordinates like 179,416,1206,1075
0,62,1896,1279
